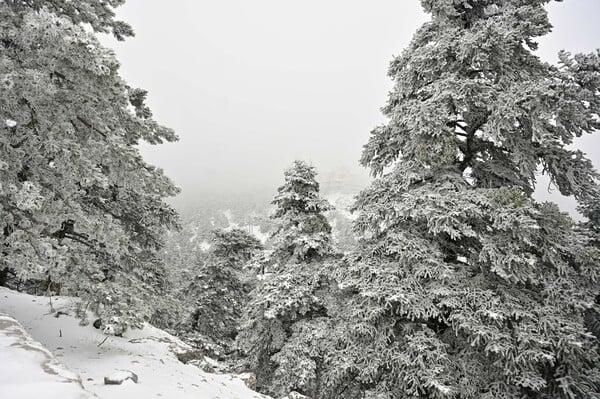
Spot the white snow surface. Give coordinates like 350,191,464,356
247,225,268,244
0,313,94,399
199,240,212,252
0,287,269,399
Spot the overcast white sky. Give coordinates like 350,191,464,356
103,1,600,212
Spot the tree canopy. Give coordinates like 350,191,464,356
328,0,600,397
0,0,179,328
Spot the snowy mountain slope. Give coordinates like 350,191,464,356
0,287,269,399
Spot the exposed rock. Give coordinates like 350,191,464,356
174,348,204,364
237,372,256,390
54,310,69,318
102,318,125,337
281,392,312,399
189,356,229,374
104,370,139,385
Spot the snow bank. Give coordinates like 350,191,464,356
0,313,93,399
0,287,269,399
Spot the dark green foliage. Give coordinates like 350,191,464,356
585,295,600,343
181,228,263,357
212,228,263,266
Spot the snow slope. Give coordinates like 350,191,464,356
0,287,269,399
0,313,94,399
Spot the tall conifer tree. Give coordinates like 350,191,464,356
182,228,263,356
329,1,600,398
0,1,179,328
269,160,333,264
238,161,336,397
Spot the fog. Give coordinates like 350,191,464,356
102,1,600,213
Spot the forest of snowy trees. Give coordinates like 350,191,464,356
2,0,600,398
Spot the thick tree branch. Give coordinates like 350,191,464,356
459,111,491,172
76,116,108,138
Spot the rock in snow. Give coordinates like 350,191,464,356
281,392,312,399
173,347,204,364
104,370,138,385
237,372,257,390
0,287,270,399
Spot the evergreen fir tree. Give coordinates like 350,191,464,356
581,200,600,346
237,161,337,397
0,1,179,329
269,160,333,265
182,228,262,357
326,1,600,398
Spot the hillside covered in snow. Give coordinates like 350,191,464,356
0,287,268,399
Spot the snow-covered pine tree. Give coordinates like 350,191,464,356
182,228,263,357
211,228,264,268
582,198,600,248
581,200,600,346
269,160,333,265
237,161,337,397
0,1,179,329
326,1,600,398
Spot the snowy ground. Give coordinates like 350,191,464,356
0,313,93,399
0,287,269,399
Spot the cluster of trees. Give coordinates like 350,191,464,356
235,1,600,398
178,227,263,358
2,0,600,398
